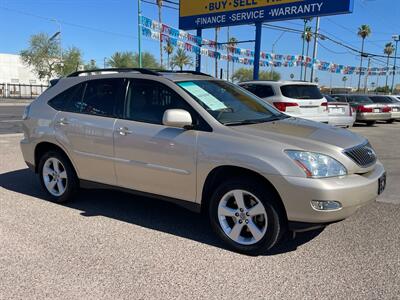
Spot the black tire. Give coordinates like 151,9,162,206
38,150,79,203
365,121,376,126
208,177,285,255
386,119,395,124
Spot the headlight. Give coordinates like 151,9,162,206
285,150,347,178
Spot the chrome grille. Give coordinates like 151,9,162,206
343,142,377,167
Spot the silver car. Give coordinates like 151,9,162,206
324,94,355,128
20,69,386,255
368,95,400,123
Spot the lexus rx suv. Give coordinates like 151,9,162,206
21,69,386,255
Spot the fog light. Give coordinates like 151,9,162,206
311,200,342,211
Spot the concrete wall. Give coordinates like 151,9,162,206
0,53,47,85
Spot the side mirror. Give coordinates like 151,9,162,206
162,109,193,129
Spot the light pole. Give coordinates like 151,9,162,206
310,17,320,82
104,57,108,69
391,35,399,94
138,0,142,68
299,19,308,80
271,31,286,80
51,19,62,63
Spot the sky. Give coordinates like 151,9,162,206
0,0,399,88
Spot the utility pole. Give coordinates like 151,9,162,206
391,35,400,94
310,17,320,82
364,56,371,93
215,28,219,78
138,0,142,68
271,31,285,80
227,27,230,81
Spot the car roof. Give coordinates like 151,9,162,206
239,80,318,86
55,68,217,85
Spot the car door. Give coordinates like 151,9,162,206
54,78,125,185
113,79,199,202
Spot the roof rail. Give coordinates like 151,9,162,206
154,70,213,77
67,68,160,77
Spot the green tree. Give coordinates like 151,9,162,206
357,24,372,90
108,51,160,69
302,26,313,81
342,76,348,88
157,0,164,68
108,51,135,68
384,42,395,88
84,59,98,70
164,41,174,70
232,67,281,82
58,47,83,76
171,48,193,71
20,32,61,81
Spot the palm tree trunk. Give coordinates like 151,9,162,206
385,54,390,89
215,28,219,78
358,38,365,91
158,6,163,68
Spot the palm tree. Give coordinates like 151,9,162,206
108,51,135,68
164,41,174,70
357,24,372,91
228,37,238,81
215,27,220,78
157,0,164,68
302,26,313,81
299,18,312,80
342,76,348,88
171,48,193,71
384,42,394,90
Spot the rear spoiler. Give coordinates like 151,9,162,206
49,79,60,87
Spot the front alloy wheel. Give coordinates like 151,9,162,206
42,157,68,197
209,178,284,255
218,190,268,245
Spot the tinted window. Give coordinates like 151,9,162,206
347,95,373,104
125,80,202,127
324,95,337,103
80,79,124,117
242,84,275,98
280,85,323,100
330,95,347,102
368,96,395,104
48,84,85,112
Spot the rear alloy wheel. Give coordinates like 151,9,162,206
38,151,79,203
209,179,284,255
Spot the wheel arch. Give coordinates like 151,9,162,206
34,142,78,177
201,165,288,222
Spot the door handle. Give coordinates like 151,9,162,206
57,118,70,126
117,127,133,136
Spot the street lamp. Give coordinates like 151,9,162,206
391,34,400,94
51,19,62,63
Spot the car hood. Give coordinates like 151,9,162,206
231,117,366,151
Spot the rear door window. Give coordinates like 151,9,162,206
242,84,275,98
48,83,85,112
80,79,124,118
280,85,323,100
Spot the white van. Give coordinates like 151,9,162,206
239,81,329,123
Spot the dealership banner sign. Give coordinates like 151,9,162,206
141,16,396,76
179,0,354,30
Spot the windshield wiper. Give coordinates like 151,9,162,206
224,115,288,126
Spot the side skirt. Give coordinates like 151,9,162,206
79,180,202,214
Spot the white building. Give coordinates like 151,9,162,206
0,53,48,98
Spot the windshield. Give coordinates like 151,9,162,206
177,80,286,126
280,85,323,100
368,96,395,104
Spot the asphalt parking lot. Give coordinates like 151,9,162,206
0,111,399,298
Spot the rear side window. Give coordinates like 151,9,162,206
280,85,323,100
48,84,85,111
348,96,373,104
242,84,275,98
331,95,347,102
80,79,124,117
369,96,394,104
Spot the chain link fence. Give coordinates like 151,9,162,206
0,83,48,100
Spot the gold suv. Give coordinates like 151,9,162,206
20,69,386,255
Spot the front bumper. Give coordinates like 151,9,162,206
357,112,391,121
268,162,385,224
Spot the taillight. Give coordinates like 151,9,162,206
357,105,373,113
382,106,391,113
321,102,328,112
349,106,353,116
273,102,299,112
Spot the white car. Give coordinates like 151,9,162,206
239,81,329,123
324,94,356,128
